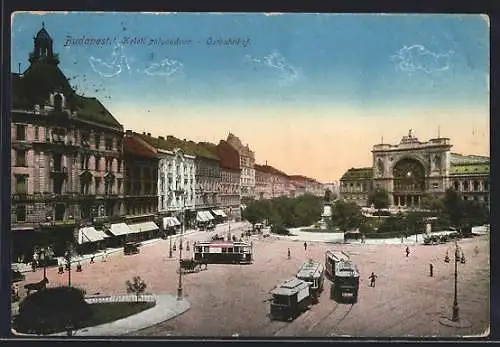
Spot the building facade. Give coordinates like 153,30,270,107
254,163,289,200
123,132,159,230
339,131,490,207
226,133,255,199
216,140,241,221
135,133,196,230
11,24,125,259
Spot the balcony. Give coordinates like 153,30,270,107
49,166,68,178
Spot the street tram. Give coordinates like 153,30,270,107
193,241,253,264
269,278,312,321
330,260,360,303
325,250,350,278
296,259,324,303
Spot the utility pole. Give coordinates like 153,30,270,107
177,191,185,300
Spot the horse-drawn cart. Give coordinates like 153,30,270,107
177,259,207,274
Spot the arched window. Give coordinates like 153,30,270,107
473,181,480,191
454,181,460,191
392,158,425,192
54,94,62,112
463,181,469,191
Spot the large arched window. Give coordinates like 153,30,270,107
393,158,425,192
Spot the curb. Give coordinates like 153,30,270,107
11,294,190,337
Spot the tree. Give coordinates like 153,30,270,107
15,286,91,335
420,194,445,213
404,211,425,235
442,188,464,227
126,276,147,302
367,189,390,209
331,200,363,234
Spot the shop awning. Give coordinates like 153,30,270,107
196,211,208,222
212,209,227,217
128,221,159,234
77,227,109,244
203,211,215,220
163,217,181,229
109,223,133,236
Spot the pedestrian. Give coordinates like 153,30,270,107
406,246,410,257
429,263,434,277
90,254,95,264
287,248,291,260
102,249,107,262
474,246,479,256
76,261,82,272
369,272,378,287
304,242,307,251
31,260,36,272
444,251,450,263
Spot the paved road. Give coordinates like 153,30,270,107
18,226,489,338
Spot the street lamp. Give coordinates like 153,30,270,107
439,240,470,328
227,207,232,241
169,232,173,258
177,190,186,300
65,244,74,287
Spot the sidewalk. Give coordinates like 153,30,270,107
12,293,190,337
14,229,202,273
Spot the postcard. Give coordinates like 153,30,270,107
10,12,489,338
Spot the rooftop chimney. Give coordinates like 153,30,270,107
265,160,268,165
147,133,151,136
142,132,146,135
158,136,165,140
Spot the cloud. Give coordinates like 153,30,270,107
142,58,183,77
244,51,299,86
391,45,454,73
88,43,131,78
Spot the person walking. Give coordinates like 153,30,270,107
287,248,291,260
90,254,95,264
369,272,378,287
303,242,307,251
429,263,434,277
102,249,107,262
406,246,410,257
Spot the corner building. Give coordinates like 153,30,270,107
11,24,125,259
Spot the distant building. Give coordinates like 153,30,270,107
339,130,490,207
254,163,289,200
200,140,242,221
226,133,255,199
289,175,324,197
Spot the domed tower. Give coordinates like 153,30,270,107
28,22,59,65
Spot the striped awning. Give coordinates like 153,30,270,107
212,209,227,217
109,223,133,236
203,211,215,220
163,217,181,229
128,221,159,234
196,211,208,222
78,227,108,244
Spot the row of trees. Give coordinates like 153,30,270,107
242,194,323,234
331,188,489,237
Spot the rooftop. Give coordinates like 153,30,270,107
340,167,373,181
123,135,157,159
135,133,219,160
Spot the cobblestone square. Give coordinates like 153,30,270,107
18,223,489,338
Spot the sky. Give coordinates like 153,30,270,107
11,12,490,182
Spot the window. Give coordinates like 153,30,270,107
16,205,26,222
15,150,26,167
34,126,39,140
16,124,26,141
95,177,101,194
105,137,113,151
95,156,100,171
95,133,101,149
432,183,439,189
54,94,63,111
117,179,122,194
15,175,27,194
117,159,121,173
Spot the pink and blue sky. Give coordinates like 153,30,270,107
11,12,489,182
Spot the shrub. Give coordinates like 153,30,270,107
14,286,91,335
126,276,147,302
